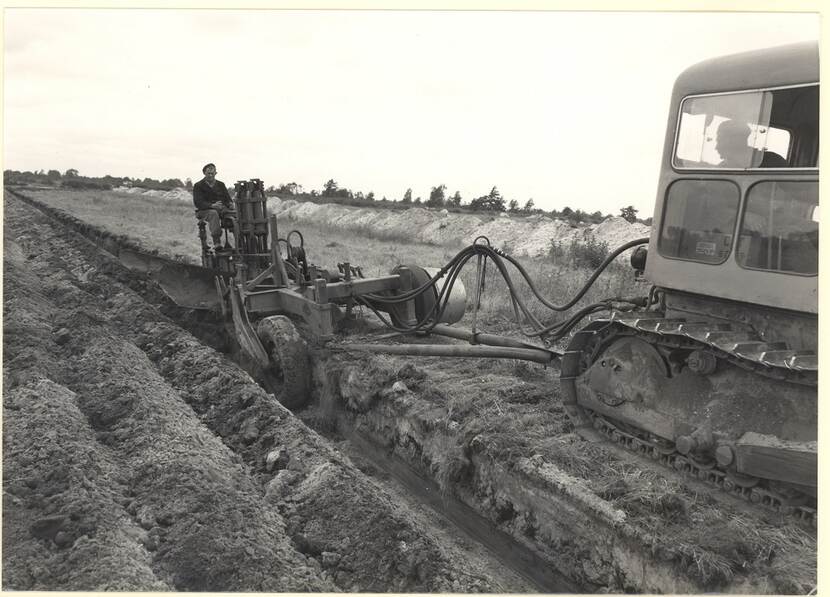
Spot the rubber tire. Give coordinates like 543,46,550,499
256,315,310,409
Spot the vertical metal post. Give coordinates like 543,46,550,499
342,261,354,317
397,266,417,325
471,254,485,341
269,214,289,288
313,278,328,304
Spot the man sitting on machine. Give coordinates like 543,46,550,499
193,162,236,249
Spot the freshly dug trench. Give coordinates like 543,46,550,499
2,190,543,592
307,350,816,594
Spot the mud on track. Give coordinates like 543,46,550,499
2,191,540,592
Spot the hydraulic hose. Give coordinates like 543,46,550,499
360,236,651,341
500,236,650,312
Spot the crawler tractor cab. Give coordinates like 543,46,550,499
649,42,818,328
561,42,818,522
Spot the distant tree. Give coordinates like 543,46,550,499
561,206,573,217
402,188,413,204
426,184,446,208
277,181,303,195
323,179,338,197
508,199,519,212
522,198,535,213
469,196,505,211
366,191,375,201
471,186,506,211
65,168,79,178
355,191,365,200
310,189,319,197
414,196,422,204
571,209,588,224
448,191,462,207
619,205,639,223
469,186,507,212
47,169,62,180
590,210,604,223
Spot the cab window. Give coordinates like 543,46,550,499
658,180,740,264
737,181,818,275
674,85,818,169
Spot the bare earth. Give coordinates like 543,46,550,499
2,191,538,592
3,189,816,593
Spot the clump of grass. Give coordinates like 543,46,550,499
549,237,611,270
345,223,440,246
593,467,691,521
462,251,640,341
430,434,472,494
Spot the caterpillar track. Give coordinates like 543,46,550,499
560,314,817,526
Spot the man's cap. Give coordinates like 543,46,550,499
202,163,216,174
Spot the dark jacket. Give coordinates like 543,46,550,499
193,179,233,210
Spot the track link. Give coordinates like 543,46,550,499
588,411,816,526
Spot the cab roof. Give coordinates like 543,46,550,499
675,41,819,96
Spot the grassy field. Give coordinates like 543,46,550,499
20,188,643,341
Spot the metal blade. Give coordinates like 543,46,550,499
117,248,221,309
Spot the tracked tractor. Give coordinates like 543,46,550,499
184,43,816,523
559,42,818,522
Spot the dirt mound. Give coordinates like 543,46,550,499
130,187,650,256
269,197,650,256
112,187,191,202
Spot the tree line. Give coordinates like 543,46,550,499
3,168,650,225
3,168,190,192
269,179,650,225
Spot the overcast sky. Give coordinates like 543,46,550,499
3,9,819,214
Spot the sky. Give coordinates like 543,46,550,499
2,8,820,215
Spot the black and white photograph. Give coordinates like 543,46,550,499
2,5,820,593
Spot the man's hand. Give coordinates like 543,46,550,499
215,203,236,217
